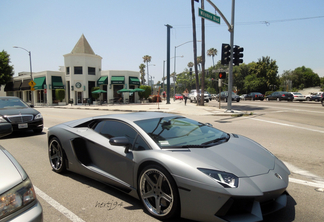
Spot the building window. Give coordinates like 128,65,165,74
88,67,95,75
66,67,70,75
74,66,82,74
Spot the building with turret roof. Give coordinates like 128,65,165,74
5,35,141,105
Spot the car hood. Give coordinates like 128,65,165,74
173,135,275,177
0,146,27,194
0,107,39,116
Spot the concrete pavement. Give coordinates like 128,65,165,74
51,99,245,116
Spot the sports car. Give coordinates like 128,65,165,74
47,112,290,222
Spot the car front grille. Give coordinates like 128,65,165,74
5,114,34,123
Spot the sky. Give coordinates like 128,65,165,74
1,0,324,83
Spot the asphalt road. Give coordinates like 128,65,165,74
1,101,324,222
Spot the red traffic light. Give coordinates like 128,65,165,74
218,72,226,79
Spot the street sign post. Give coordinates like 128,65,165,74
198,8,220,24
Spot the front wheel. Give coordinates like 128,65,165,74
322,100,324,107
138,165,180,220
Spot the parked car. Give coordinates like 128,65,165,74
188,89,210,103
244,92,264,101
290,92,306,101
239,94,247,100
174,94,183,100
216,91,240,102
0,97,43,133
0,122,43,222
321,93,324,106
310,92,323,102
47,112,290,221
266,91,293,101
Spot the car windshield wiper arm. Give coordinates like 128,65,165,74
201,135,230,145
164,144,209,148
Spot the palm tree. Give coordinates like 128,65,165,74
187,62,194,69
139,63,146,85
207,48,218,66
142,55,151,85
197,56,202,71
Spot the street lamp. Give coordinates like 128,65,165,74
13,46,34,106
173,40,201,97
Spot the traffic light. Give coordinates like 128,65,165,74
218,72,226,79
233,45,244,66
221,43,231,65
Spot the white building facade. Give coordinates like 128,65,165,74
5,34,141,105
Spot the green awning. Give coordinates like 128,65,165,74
21,79,32,90
129,77,140,85
97,76,108,85
111,76,125,84
13,81,22,91
34,77,46,90
52,76,64,89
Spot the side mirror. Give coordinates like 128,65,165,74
109,136,132,153
0,123,13,138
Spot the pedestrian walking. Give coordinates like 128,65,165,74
183,89,189,105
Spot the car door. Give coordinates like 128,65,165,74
86,120,139,187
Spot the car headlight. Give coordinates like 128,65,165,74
0,178,36,219
0,116,9,123
198,168,238,188
34,113,43,120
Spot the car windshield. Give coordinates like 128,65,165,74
135,117,228,148
0,98,28,109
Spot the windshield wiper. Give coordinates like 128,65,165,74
201,134,230,145
164,144,209,148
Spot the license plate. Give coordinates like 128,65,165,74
18,123,28,129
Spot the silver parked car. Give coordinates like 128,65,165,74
0,123,43,222
290,92,306,101
48,112,290,222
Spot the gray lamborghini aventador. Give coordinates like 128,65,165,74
47,112,290,222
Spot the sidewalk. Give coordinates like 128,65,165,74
51,100,244,116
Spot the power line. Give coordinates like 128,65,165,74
174,15,324,28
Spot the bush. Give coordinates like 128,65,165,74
138,85,151,99
55,89,65,102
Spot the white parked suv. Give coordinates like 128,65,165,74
188,89,210,103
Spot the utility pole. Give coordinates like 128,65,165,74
165,24,172,104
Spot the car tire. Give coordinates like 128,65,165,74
306,97,310,101
224,98,227,102
277,98,280,102
266,98,269,101
322,100,324,107
33,128,43,133
138,165,180,220
49,137,66,174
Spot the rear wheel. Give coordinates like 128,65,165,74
277,98,280,101
322,100,324,107
49,137,66,173
138,165,180,220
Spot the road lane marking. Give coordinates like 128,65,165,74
248,118,324,134
289,178,324,189
34,186,85,222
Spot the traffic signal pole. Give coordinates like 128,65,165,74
207,0,236,112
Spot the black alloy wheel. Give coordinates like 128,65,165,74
49,137,66,173
138,165,180,220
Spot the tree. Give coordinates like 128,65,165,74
207,48,217,66
0,50,14,85
139,63,146,85
142,55,151,85
248,56,279,94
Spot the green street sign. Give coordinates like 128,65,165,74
198,8,220,24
